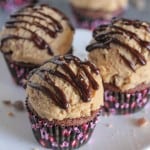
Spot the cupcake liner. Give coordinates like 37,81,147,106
70,5,110,30
70,5,126,30
3,46,73,88
103,88,150,115
4,55,38,87
26,101,99,149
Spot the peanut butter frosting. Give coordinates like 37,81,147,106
26,55,103,121
69,0,128,12
86,18,150,92
0,4,74,65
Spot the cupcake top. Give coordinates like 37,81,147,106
69,0,128,12
86,18,150,92
0,4,74,65
26,55,103,121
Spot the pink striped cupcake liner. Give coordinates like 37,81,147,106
26,101,99,149
4,55,38,87
103,88,150,115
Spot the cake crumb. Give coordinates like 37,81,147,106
2,100,25,112
13,101,25,111
135,117,149,127
2,100,12,106
8,112,14,117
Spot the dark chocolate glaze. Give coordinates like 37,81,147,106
36,71,68,109
86,18,150,71
82,61,99,75
34,11,63,32
22,4,74,31
7,17,58,38
38,4,74,31
1,35,30,45
28,82,68,109
120,55,136,71
116,18,150,32
1,4,74,56
94,25,150,51
28,55,100,109
5,25,53,55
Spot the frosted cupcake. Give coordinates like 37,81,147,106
0,4,74,87
26,55,103,149
69,0,128,30
86,18,150,114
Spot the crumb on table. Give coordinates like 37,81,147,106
135,117,149,127
13,100,25,111
2,100,12,106
2,100,25,112
8,112,14,117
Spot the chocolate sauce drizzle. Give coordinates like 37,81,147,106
86,18,150,71
0,4,74,55
28,55,100,109
4,25,53,55
116,18,150,32
10,13,62,37
19,4,74,31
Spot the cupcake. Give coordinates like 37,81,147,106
86,18,150,115
26,55,103,149
0,4,74,87
69,0,128,30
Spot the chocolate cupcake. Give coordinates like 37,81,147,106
86,18,150,115
26,55,103,149
0,4,74,87
69,0,128,30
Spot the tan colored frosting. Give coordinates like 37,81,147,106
26,56,104,121
0,5,74,65
87,19,150,92
69,0,128,12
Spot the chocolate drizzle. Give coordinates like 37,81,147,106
116,18,150,32
4,25,53,55
86,18,150,71
19,4,74,31
6,20,57,39
28,55,100,109
0,4,74,55
10,12,62,37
